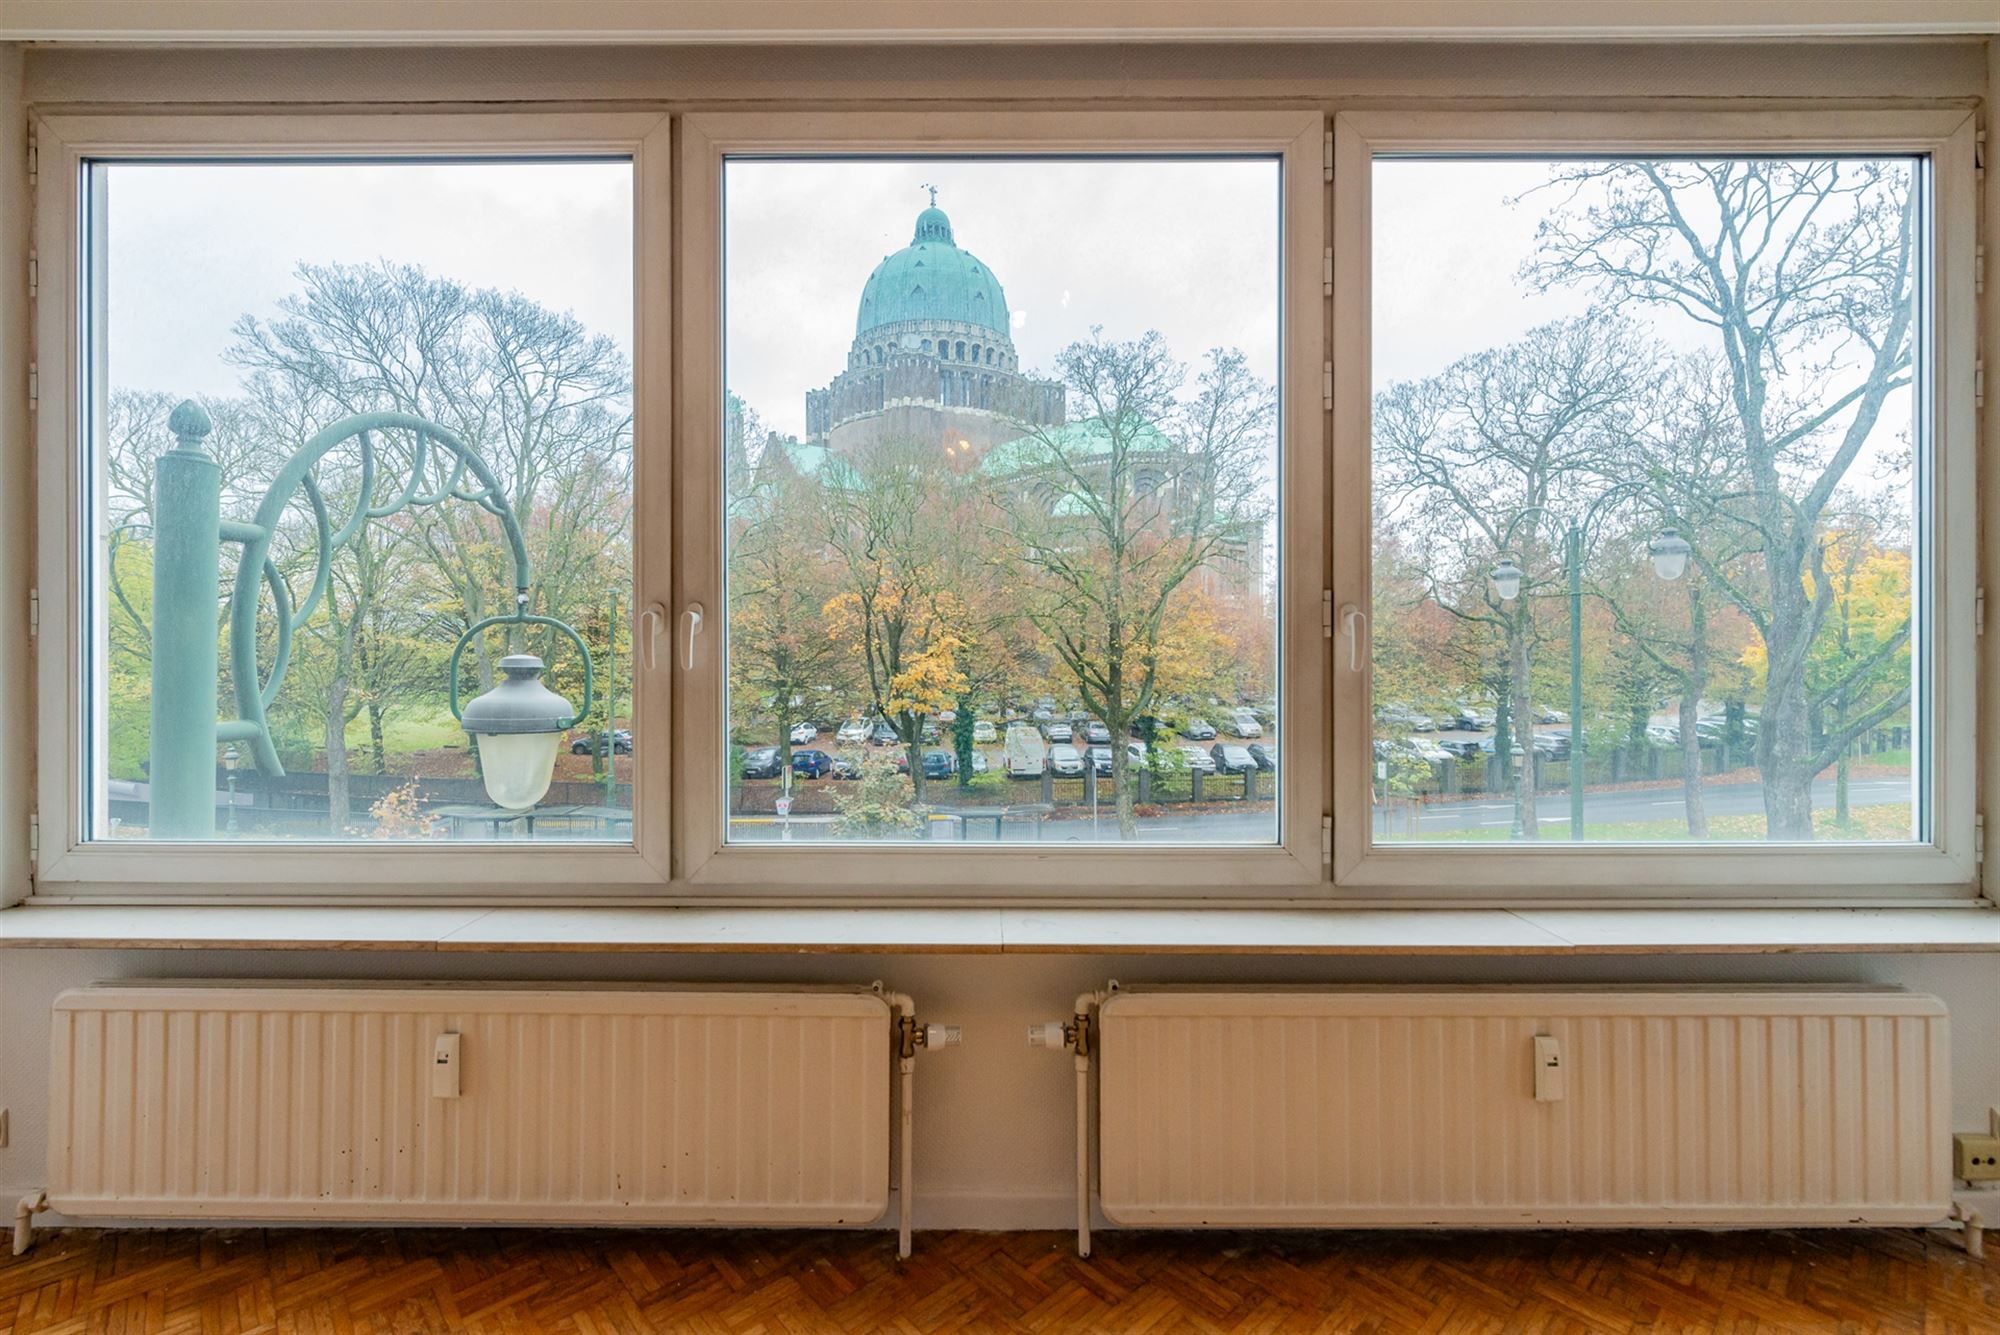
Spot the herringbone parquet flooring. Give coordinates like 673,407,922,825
4,1224,1998,1334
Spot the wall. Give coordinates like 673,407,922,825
1,37,1995,1233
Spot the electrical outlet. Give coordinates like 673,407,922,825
1953,1133,2000,1181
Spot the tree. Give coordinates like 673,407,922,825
1526,159,1916,838
819,435,973,801
995,332,1273,839
1374,316,1651,837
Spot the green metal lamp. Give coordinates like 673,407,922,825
458,654,574,810
1648,528,1692,582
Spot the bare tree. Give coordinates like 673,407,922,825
1374,317,1651,837
1526,159,1916,838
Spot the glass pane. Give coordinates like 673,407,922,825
87,160,635,842
1370,157,1923,844
723,159,1281,845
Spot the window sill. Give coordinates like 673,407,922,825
1,903,1996,955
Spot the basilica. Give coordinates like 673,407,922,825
804,197,1066,456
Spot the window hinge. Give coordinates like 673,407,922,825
1322,246,1332,297
1979,243,1988,297
1976,128,1988,179
1977,359,1986,411
26,252,36,301
1321,814,1333,865
25,127,36,187
1977,813,1986,865
1322,360,1333,411
1323,129,1333,182
26,361,36,413
1322,588,1334,638
1978,587,1986,637
28,587,39,640
27,812,38,870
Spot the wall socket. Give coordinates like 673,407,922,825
1955,1133,2000,1181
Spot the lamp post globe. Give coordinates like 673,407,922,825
1489,555,1525,603
459,654,574,810
1648,528,1692,582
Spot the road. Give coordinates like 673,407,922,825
729,773,1908,843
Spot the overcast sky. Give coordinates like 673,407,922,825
725,158,1281,439
105,160,634,400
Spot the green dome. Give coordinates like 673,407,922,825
855,205,1011,338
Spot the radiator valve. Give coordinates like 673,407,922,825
1029,1016,1088,1055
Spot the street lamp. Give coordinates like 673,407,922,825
148,401,593,838
457,655,575,811
1488,556,1524,603
1649,527,1692,582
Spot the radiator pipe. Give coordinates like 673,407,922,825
1069,989,1109,1259
13,1190,46,1257
888,991,917,1261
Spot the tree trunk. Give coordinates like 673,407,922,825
368,702,388,776
1834,692,1851,827
325,673,352,833
1110,734,1136,840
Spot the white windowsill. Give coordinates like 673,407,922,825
1,903,1997,955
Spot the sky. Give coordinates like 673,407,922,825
724,158,1281,439
104,160,634,400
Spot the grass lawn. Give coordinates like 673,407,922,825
341,705,468,758
1410,803,1916,843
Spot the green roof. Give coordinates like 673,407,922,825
855,205,1011,338
979,416,1177,479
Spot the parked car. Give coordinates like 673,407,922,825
1532,732,1567,759
1210,743,1257,774
569,728,633,756
1005,723,1047,777
1645,723,1680,747
1047,721,1073,743
1225,708,1264,739
1031,705,1054,723
972,720,997,743
740,746,784,780
830,754,864,780
1535,708,1568,725
791,748,834,778
868,719,899,745
789,721,819,746
1129,715,1163,740
1441,711,1482,732
920,720,940,743
1439,738,1483,761
921,749,957,780
1403,737,1449,764
1048,743,1086,776
1179,744,1218,775
1477,736,1526,758
1084,721,1111,745
1182,716,1217,741
836,717,870,744
970,752,988,774
1247,743,1278,773
1087,745,1115,776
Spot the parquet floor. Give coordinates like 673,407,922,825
5,1224,1999,1334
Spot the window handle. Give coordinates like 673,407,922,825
680,603,705,671
637,602,667,671
1341,604,1368,673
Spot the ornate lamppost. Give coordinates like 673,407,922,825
148,401,592,838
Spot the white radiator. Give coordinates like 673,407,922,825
31,981,931,1253
1069,986,1950,1252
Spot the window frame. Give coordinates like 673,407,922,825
1329,108,1981,903
674,110,1330,899
30,110,675,900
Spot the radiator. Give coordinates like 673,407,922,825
28,981,934,1254
1063,985,1950,1253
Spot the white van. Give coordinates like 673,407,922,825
1004,722,1046,777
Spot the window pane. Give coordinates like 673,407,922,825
1370,157,1923,845
723,160,1280,845
88,160,635,842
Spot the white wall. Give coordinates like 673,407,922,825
4,948,1997,1229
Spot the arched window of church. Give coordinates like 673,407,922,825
955,341,966,360
940,371,952,406
921,339,931,354
979,376,992,408
970,344,981,364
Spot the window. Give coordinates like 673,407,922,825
34,111,672,892
677,112,1325,891
1332,111,1978,897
